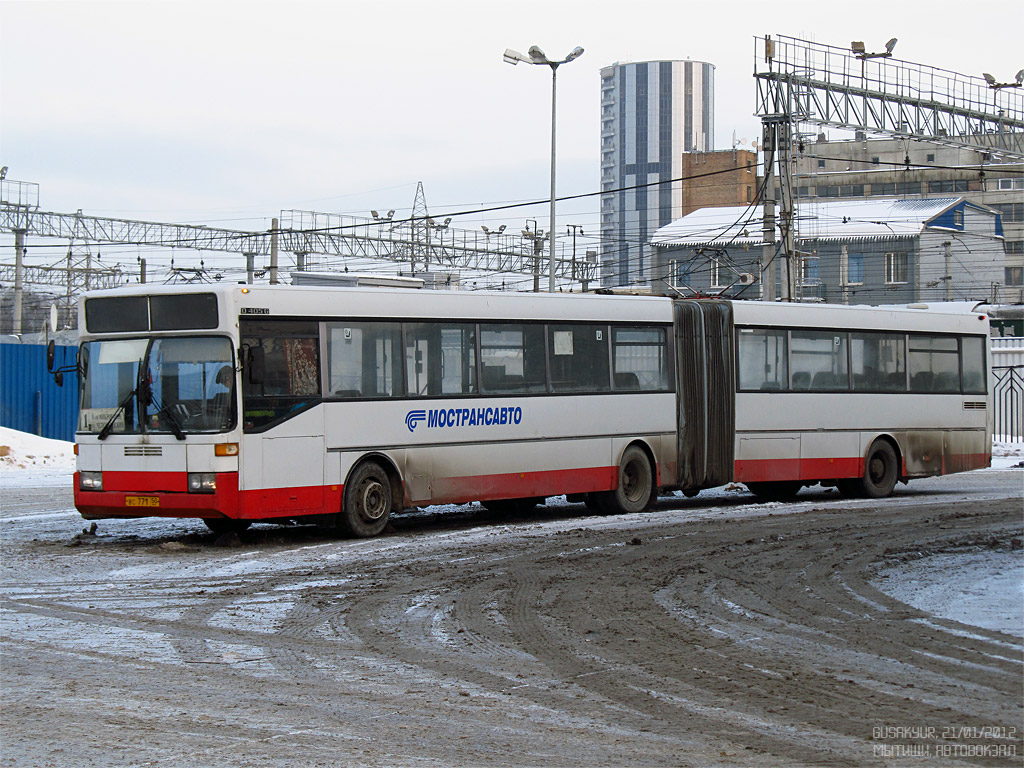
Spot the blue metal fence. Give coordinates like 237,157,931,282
0,344,78,442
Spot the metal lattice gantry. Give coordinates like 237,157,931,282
754,35,1024,157
1,190,598,286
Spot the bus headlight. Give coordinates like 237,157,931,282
187,473,217,494
80,471,103,491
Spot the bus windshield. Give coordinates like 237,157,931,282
78,336,236,436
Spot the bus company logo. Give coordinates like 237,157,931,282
405,406,523,433
405,410,427,432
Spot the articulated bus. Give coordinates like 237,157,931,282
64,284,991,536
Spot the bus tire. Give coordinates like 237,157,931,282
339,461,393,537
859,440,899,498
203,518,252,534
595,445,654,515
745,481,802,501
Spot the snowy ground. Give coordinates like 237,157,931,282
1,427,1020,767
2,426,1022,638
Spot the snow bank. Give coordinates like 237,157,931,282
0,427,76,471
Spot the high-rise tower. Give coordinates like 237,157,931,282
600,60,715,287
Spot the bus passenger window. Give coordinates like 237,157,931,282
326,322,403,398
480,324,546,394
737,329,787,391
961,336,986,394
612,327,668,391
791,331,849,391
851,332,906,392
240,320,321,430
549,324,610,392
909,335,959,393
405,323,476,397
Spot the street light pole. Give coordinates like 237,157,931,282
504,44,584,292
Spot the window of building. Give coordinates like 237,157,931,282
926,153,935,162
953,209,964,226
992,203,1024,222
669,260,691,288
872,182,896,196
1006,266,1024,286
871,157,880,165
818,159,826,168
847,253,865,284
997,178,1024,190
737,329,787,391
885,252,909,284
710,255,724,288
896,181,921,195
1005,241,1024,255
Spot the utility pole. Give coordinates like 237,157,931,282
269,217,279,284
944,241,953,301
13,229,25,334
567,225,584,287
761,122,777,301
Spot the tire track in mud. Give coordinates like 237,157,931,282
2,483,1021,767
329,499,1023,765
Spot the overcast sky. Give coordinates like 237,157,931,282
1,0,1021,280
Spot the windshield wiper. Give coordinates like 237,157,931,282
154,401,186,440
98,388,137,441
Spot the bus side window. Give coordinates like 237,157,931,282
737,328,787,391
405,322,476,397
960,336,986,394
479,323,546,394
549,324,610,392
791,331,849,391
240,320,320,430
851,332,906,392
612,327,668,391
909,335,959,393
326,322,403,398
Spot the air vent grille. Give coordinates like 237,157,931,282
963,401,987,410
124,446,163,456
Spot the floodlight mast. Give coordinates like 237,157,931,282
503,44,585,292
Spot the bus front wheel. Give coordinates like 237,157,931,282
339,461,393,537
595,445,655,515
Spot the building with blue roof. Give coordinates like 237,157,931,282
649,197,1010,304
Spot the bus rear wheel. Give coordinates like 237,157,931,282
339,461,393,538
594,445,654,515
854,440,899,498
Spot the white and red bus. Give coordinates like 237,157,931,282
63,284,990,536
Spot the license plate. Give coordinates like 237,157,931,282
125,496,160,507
